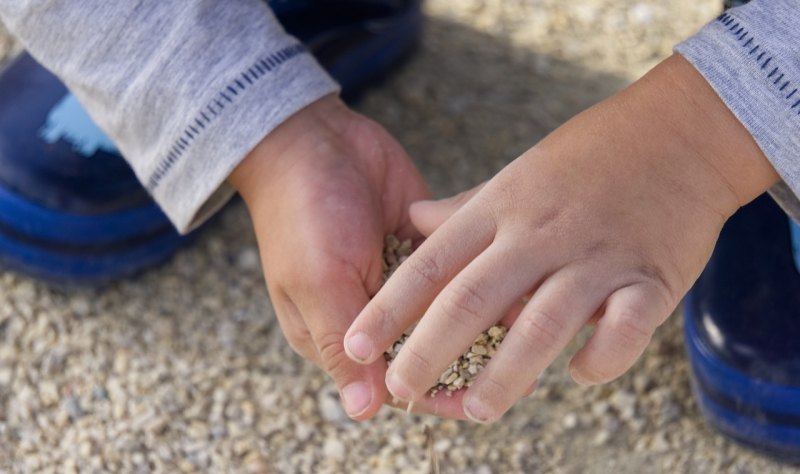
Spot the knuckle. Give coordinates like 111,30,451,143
367,299,400,335
473,191,506,228
517,308,566,355
404,252,443,286
471,375,511,423
316,331,351,380
398,343,436,382
612,309,652,352
480,181,515,210
636,262,679,305
440,280,487,328
481,373,511,402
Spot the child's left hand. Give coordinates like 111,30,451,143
343,54,779,423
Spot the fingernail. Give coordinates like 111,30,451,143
341,381,372,417
569,367,594,386
385,371,412,402
345,332,374,362
464,398,491,424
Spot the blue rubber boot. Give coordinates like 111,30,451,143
0,0,422,285
684,194,800,462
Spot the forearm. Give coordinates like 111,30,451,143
0,1,340,232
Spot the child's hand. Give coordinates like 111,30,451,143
344,54,780,423
228,95,430,420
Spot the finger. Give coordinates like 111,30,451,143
409,182,486,237
498,292,533,328
522,380,539,398
389,172,432,242
569,282,672,385
462,267,609,423
384,389,470,420
385,240,543,402
345,197,497,366
296,264,389,420
381,378,538,420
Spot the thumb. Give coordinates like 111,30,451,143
299,268,389,421
409,182,486,237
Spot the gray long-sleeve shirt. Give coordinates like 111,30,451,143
0,0,798,232
0,0,339,232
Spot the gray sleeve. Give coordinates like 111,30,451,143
674,0,800,222
0,1,340,233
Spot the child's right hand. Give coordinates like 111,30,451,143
344,54,780,423
228,94,432,420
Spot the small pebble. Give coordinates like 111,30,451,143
63,395,85,421
91,385,109,401
562,413,579,430
317,384,349,425
236,247,260,271
611,390,637,420
146,415,170,436
323,438,346,462
38,381,59,407
0,367,12,386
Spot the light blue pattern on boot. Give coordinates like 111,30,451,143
39,94,118,157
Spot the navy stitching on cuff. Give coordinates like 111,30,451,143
716,12,800,120
145,43,308,192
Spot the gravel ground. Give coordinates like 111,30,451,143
2,1,799,473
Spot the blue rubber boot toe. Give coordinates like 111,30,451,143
0,54,188,284
685,194,800,463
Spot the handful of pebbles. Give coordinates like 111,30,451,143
381,235,508,397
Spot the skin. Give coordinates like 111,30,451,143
228,94,434,419
343,54,780,423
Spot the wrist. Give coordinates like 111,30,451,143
629,54,779,217
227,93,350,204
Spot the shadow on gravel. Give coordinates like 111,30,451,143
357,16,629,197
